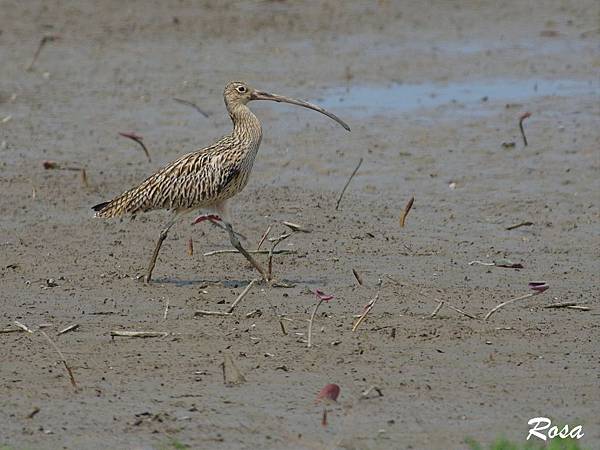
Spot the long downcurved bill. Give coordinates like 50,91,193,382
251,90,351,131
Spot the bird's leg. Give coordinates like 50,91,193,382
145,214,178,284
223,221,269,282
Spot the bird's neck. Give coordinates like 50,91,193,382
229,104,263,146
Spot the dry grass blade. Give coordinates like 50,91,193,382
445,303,479,320
335,157,363,210
163,298,170,320
484,293,534,321
399,196,415,227
26,35,59,71
256,224,272,251
173,97,210,118
194,310,232,317
118,132,152,162
40,330,77,389
267,232,294,279
110,330,169,338
506,221,534,230
282,221,311,233
203,249,295,256
57,324,79,335
519,112,531,146
14,321,34,333
352,268,363,286
352,279,382,332
430,300,444,318
227,278,257,313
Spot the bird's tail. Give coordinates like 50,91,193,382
92,188,145,218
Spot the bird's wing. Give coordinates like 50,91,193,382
94,139,240,217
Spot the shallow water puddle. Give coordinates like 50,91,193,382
316,79,599,115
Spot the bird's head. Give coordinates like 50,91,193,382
223,81,350,131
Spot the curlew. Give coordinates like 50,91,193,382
93,81,350,284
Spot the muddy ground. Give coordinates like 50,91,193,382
1,1,599,449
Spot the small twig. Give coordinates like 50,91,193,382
506,221,534,230
256,224,272,251
187,237,194,256
268,232,294,279
335,157,363,210
26,407,41,419
352,279,382,332
468,260,496,266
430,300,444,318
519,112,531,146
14,321,34,333
399,196,415,228
118,132,152,162
26,35,59,71
361,385,383,398
352,268,363,286
544,302,589,311
282,221,311,233
40,330,78,389
110,330,169,338
57,324,79,336
307,299,324,348
194,310,232,317
163,298,170,320
173,97,210,118
203,249,295,256
279,319,288,335
484,293,534,321
445,303,479,320
227,279,257,313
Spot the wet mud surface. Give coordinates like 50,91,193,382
1,1,599,449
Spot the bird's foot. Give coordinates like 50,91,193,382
192,214,222,225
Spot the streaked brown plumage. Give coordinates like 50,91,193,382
93,81,350,283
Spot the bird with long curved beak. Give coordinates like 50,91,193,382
93,81,350,284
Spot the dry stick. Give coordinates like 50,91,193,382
519,112,531,146
14,321,34,333
118,132,152,162
110,330,169,338
352,268,363,286
399,196,415,228
430,300,444,318
353,279,383,332
335,157,363,210
194,310,232,317
566,305,591,311
163,298,170,320
267,232,293,279
39,330,77,389
282,221,311,233
203,248,294,257
57,324,79,335
484,293,534,321
445,303,479,320
279,319,287,335
506,221,534,231
173,97,210,118
187,238,194,256
227,279,257,313
26,35,58,71
256,224,272,251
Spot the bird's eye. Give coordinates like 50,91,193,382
236,86,247,93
